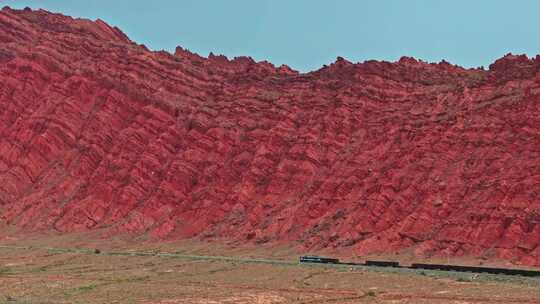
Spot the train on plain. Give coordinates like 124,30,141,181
299,255,540,277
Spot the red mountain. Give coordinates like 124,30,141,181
1,7,540,265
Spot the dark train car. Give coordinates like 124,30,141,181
299,255,340,264
365,260,400,267
410,263,540,277
410,263,452,271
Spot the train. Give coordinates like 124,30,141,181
299,255,340,264
299,256,540,277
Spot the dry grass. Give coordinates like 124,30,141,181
0,231,539,303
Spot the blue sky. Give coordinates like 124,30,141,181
4,0,540,72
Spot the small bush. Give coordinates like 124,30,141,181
73,284,98,293
366,291,376,297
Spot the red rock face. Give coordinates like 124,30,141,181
1,7,540,265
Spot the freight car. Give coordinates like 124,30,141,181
410,263,540,277
365,260,400,267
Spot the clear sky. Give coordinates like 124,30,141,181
4,0,540,72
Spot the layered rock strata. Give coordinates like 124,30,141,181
1,7,540,265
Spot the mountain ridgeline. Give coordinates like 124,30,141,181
1,7,540,266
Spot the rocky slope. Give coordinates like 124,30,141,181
1,7,540,265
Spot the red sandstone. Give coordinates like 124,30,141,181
1,7,540,265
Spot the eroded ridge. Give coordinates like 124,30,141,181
1,7,540,266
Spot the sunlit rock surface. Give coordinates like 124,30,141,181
1,7,540,265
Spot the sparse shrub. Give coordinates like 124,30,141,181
366,290,377,297
73,284,98,292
